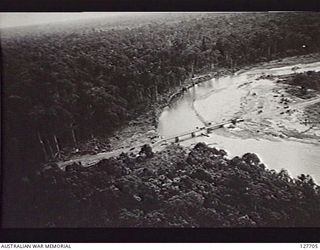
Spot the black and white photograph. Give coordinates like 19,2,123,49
1,11,320,230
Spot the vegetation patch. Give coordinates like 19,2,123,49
280,71,320,99
5,143,320,227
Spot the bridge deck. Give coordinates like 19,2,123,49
154,119,240,145
59,119,244,168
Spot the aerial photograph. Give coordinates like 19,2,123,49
1,12,320,227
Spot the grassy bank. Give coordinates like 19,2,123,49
279,70,320,128
280,70,320,98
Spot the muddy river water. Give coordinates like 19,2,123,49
158,61,320,182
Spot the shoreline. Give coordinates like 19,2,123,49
56,53,320,165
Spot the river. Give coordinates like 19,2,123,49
158,61,320,182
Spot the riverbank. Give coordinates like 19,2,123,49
57,66,235,163
236,53,320,74
108,53,320,151
57,53,320,165
231,65,320,143
157,55,320,182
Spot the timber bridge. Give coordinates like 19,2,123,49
153,118,245,146
58,118,245,169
